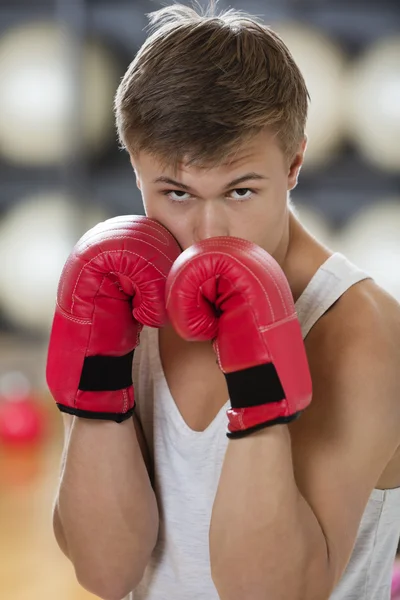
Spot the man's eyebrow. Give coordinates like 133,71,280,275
152,172,270,192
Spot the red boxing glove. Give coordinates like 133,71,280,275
166,237,312,438
46,215,180,422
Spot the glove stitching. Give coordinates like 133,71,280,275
259,314,297,332
238,408,245,430
55,302,92,325
200,238,294,312
77,217,179,250
70,248,172,315
59,230,178,306
168,249,290,322
123,388,128,413
212,272,267,371
214,240,294,313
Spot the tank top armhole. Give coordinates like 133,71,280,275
295,253,372,339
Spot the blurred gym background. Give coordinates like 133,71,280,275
0,0,399,599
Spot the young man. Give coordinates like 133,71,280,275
49,4,400,600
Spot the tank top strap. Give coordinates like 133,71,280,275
295,253,372,339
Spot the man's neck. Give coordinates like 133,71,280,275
279,211,332,303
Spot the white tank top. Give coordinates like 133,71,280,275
129,253,400,600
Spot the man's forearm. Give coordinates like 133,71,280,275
209,425,333,600
57,417,158,599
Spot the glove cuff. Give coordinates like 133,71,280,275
226,410,302,439
224,362,302,437
57,403,135,423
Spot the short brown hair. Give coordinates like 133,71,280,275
114,2,309,169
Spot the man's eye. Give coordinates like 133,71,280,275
163,190,191,202
162,188,255,202
229,188,254,201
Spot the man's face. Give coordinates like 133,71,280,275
131,129,305,258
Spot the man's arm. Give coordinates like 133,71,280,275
53,413,158,600
209,288,400,600
210,424,329,600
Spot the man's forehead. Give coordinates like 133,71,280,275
182,137,273,172
177,154,255,174
135,130,279,177
175,144,269,176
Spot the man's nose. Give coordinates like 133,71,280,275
193,201,229,242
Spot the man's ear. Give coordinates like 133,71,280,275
287,136,307,191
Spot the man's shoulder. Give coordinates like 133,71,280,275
302,277,400,432
289,276,400,487
306,277,400,364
